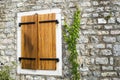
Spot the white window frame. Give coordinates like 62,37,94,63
17,9,62,76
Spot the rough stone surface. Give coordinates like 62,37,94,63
103,36,116,42
98,18,107,24
101,72,117,77
113,44,120,56
0,0,120,80
96,57,108,64
100,49,112,55
102,66,113,70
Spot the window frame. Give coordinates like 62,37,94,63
17,9,62,76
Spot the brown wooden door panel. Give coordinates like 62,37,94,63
38,13,56,70
21,15,38,69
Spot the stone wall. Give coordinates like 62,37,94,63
0,0,120,80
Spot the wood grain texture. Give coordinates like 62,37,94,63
21,15,38,69
38,13,56,70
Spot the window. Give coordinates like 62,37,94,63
17,9,62,75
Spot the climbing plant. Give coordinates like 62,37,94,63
0,62,16,80
63,7,81,80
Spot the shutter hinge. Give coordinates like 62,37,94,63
19,57,36,61
19,22,35,27
40,58,59,62
39,20,59,24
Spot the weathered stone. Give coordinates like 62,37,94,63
114,25,120,29
0,56,9,65
108,17,115,23
79,35,89,43
81,25,92,29
97,7,104,12
53,0,64,3
96,57,108,64
113,44,120,56
92,13,98,17
111,30,120,35
114,57,120,66
0,34,6,38
8,44,15,49
68,2,75,8
97,31,109,35
7,33,14,38
81,2,91,7
5,49,15,56
92,1,98,6
82,13,92,18
103,12,111,17
98,18,107,24
0,45,6,49
0,0,119,80
93,71,100,77
47,77,56,80
117,35,120,42
90,36,99,43
84,8,94,12
81,18,93,25
110,57,114,65
94,44,105,48
5,21,14,28
103,36,116,42
113,78,120,80
106,44,112,48
104,25,113,29
80,67,89,72
26,75,33,80
101,72,117,77
0,22,5,28
94,25,103,30
81,72,90,76
90,49,99,55
115,67,120,70
105,7,111,12
89,65,100,71
82,30,96,35
0,50,5,56
102,66,113,70
100,49,112,55
116,17,120,23
100,1,110,5
101,78,111,80
20,75,25,80
34,76,45,80
82,76,98,80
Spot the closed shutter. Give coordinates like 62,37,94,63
19,13,58,70
21,14,38,69
38,13,57,70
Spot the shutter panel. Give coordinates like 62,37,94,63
21,14,38,69
38,13,57,70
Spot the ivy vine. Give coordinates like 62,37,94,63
63,7,81,80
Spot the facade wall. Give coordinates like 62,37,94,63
0,0,120,80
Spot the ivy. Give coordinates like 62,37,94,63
0,62,16,80
63,7,81,80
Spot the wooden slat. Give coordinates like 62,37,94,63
38,13,56,70
21,14,38,69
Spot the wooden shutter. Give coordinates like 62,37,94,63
21,14,38,69
38,13,57,70
20,13,57,70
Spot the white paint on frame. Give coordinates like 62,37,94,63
17,8,62,76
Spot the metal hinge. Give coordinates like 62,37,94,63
19,57,36,61
40,58,59,62
19,22,35,27
39,20,59,24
